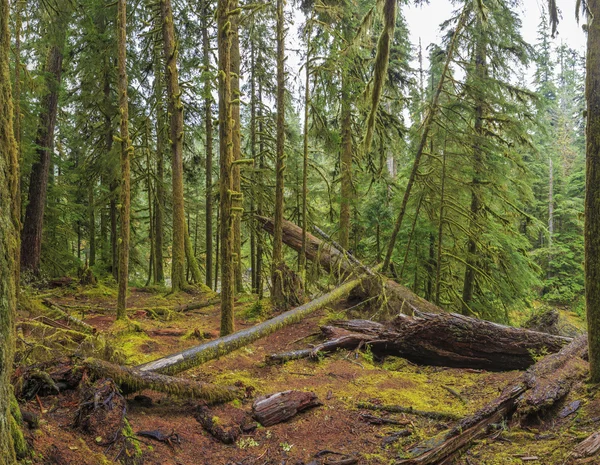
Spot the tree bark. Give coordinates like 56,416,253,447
585,0,600,382
160,0,186,292
21,41,65,275
116,0,132,320
218,0,236,335
203,2,213,289
258,216,442,316
271,0,287,308
136,276,363,375
252,391,321,427
0,0,19,458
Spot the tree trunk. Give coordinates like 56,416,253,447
315,313,571,371
382,5,467,272
11,0,22,286
21,42,64,275
231,13,243,294
256,79,265,298
252,391,321,427
0,0,19,458
585,0,600,382
153,31,166,285
272,0,287,308
301,21,312,285
88,184,96,267
136,276,363,375
116,0,132,320
203,2,213,290
218,0,236,335
258,216,443,316
339,73,352,251
160,0,186,292
461,17,487,316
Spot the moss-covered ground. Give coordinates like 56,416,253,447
11,282,598,465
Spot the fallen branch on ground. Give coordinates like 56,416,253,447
137,277,364,375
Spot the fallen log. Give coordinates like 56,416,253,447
195,406,241,444
358,402,460,422
83,358,241,403
252,390,321,426
396,336,589,465
571,432,600,462
272,312,572,371
41,299,96,334
137,277,363,375
258,216,443,316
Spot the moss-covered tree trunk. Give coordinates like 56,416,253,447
250,39,257,293
339,72,352,251
21,35,66,275
461,17,486,317
586,0,600,383
11,0,22,284
256,78,265,298
160,0,185,292
116,0,132,320
271,0,287,308
152,33,166,285
0,0,19,459
301,21,312,285
88,184,96,267
218,0,236,335
231,13,243,294
203,2,213,289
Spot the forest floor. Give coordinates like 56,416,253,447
13,281,599,465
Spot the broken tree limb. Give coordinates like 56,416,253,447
396,336,589,465
83,358,241,403
257,216,442,316
252,390,321,426
136,277,363,375
41,299,96,334
357,402,461,422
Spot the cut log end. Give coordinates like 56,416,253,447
252,390,321,427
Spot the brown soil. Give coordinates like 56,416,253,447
13,284,600,464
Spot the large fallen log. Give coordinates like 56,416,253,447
270,312,572,371
396,336,589,465
83,358,241,403
257,216,442,316
136,277,363,375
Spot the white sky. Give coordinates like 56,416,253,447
403,0,586,56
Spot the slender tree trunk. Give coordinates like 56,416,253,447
88,183,96,267
339,72,352,250
21,43,64,275
435,147,447,306
256,76,265,298
585,0,600,382
203,3,213,289
218,0,236,335
300,22,311,285
548,155,554,278
1,0,19,458
461,20,486,317
231,13,243,293
116,0,132,320
271,0,287,307
153,40,165,285
382,6,467,272
215,207,220,291
160,0,186,292
110,180,118,280
250,39,258,293
12,0,22,269
145,122,155,287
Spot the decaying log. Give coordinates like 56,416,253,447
396,336,589,465
258,216,448,316
136,277,363,375
195,406,241,444
252,390,321,426
571,432,600,462
358,402,460,422
311,312,572,371
41,298,95,334
83,358,241,403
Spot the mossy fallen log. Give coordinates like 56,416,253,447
268,312,572,371
396,336,589,465
41,298,95,334
136,277,363,375
257,216,441,316
83,358,241,404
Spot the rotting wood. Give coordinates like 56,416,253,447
136,276,363,375
195,405,241,444
358,402,460,422
41,299,95,334
258,216,446,316
252,390,321,426
83,358,241,403
395,336,589,465
571,432,600,461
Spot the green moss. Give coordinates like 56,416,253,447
122,418,143,457
10,412,28,459
241,299,271,322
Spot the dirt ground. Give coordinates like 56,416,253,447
12,283,600,465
